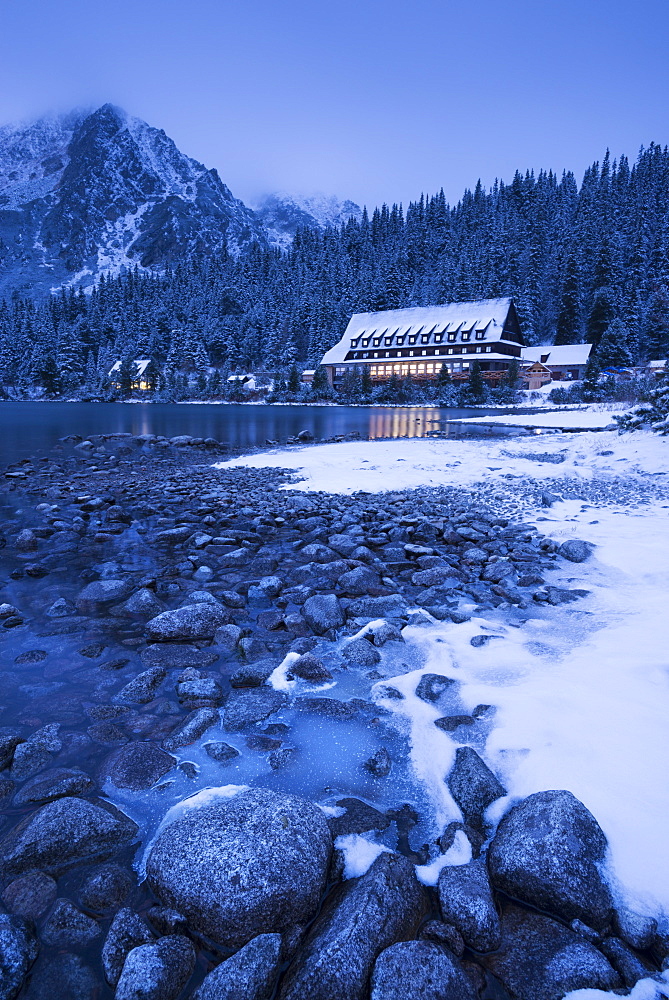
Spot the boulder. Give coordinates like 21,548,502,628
191,933,282,1000
345,594,408,619
12,768,94,806
79,865,132,912
146,604,230,641
141,644,219,670
342,639,381,667
146,789,332,947
42,899,100,947
338,566,380,596
438,857,501,952
1,872,57,920
479,902,620,1000
162,708,219,752
487,790,613,930
302,594,344,634
370,941,476,1000
103,743,176,791
559,539,593,562
279,853,426,1000
115,935,195,1000
0,912,38,1000
223,688,287,731
204,742,240,764
78,579,132,604
289,654,332,682
117,667,167,704
0,797,137,875
416,673,455,704
102,907,154,986
447,747,506,831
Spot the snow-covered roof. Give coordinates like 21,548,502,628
108,358,152,377
521,344,592,366
321,298,515,366
647,359,667,368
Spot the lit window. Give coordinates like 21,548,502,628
408,336,417,345
461,332,470,342
362,339,370,348
396,336,405,346
373,339,381,347
447,333,456,342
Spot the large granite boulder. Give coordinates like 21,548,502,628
302,595,344,634
279,853,427,1000
0,797,137,876
146,789,332,947
191,933,282,1000
479,902,620,1000
370,941,476,1000
487,790,613,930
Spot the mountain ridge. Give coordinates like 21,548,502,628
0,104,358,297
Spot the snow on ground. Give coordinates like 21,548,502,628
216,428,669,991
215,427,669,494
453,408,620,429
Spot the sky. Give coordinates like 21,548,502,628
1,0,668,210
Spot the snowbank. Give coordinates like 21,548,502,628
215,428,669,494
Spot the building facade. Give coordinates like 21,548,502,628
319,298,523,386
520,344,592,386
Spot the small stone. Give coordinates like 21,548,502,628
103,742,176,790
559,539,593,562
342,638,381,667
204,742,241,764
1,871,57,920
42,898,101,947
302,594,344,634
289,653,332,682
416,673,455,703
163,708,220,752
102,906,154,986
0,912,38,1000
363,747,391,777
115,934,196,1000
79,865,133,911
191,933,282,1000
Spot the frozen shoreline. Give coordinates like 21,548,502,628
221,429,669,957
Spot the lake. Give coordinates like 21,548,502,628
0,401,524,466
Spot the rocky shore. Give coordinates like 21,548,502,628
0,431,666,999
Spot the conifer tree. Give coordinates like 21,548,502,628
596,318,635,368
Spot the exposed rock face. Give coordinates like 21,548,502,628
479,902,620,1000
370,940,477,1000
0,104,266,297
146,789,332,947
487,790,613,930
279,853,427,1000
191,933,282,1000
0,797,138,875
438,857,501,953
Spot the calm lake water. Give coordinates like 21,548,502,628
0,402,521,466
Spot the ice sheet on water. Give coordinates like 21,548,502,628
563,973,669,999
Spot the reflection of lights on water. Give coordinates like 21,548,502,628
368,408,442,440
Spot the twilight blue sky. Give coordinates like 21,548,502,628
1,0,668,209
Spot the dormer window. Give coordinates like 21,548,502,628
396,336,405,346
447,333,456,342
475,331,486,340
461,332,471,342
351,340,359,348
408,335,418,345
421,335,430,344
434,334,443,343
384,337,393,346
373,339,381,347
362,339,370,348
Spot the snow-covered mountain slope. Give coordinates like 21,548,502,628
0,104,266,296
254,192,363,250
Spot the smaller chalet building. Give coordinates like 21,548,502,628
319,298,523,385
520,344,592,387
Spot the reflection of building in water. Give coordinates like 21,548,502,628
368,407,442,439
318,298,523,387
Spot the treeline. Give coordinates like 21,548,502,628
0,143,668,397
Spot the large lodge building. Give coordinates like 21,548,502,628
319,297,525,386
